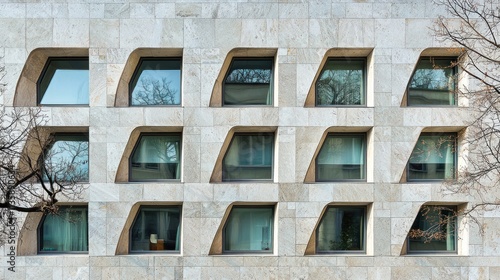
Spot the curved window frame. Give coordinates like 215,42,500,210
222,57,274,106
315,57,367,107
129,57,182,106
129,205,182,254
37,205,89,254
37,57,89,106
128,133,182,182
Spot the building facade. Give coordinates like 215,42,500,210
0,0,498,279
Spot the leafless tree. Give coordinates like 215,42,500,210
410,0,500,241
132,77,180,105
0,67,87,245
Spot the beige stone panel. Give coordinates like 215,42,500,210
4,48,26,64
200,63,220,106
307,184,334,202
68,4,90,18
142,184,183,201
295,217,316,246
90,19,119,48
183,19,215,48
239,108,279,126
0,19,25,48
391,267,431,280
374,184,401,203
278,19,308,48
213,109,240,126
392,48,422,65
375,19,405,48
239,184,279,201
154,3,175,18
279,3,308,19
27,3,52,19
62,266,89,279
278,217,296,256
119,19,163,48
278,63,296,107
333,184,374,202
182,63,201,107
129,3,154,19
53,19,89,46
213,256,244,267
367,266,392,280
90,183,119,202
184,183,214,201
392,2,426,18
374,64,392,97
175,3,201,18
159,19,184,47
240,19,278,46
338,19,365,47
215,19,241,48
372,141,391,183
90,63,107,107
279,107,308,127
344,108,374,126
309,267,345,279
200,126,229,143
391,216,417,249
403,108,432,127
401,184,432,202
202,2,238,19
482,218,500,256
405,19,434,48
295,202,323,218
50,107,90,126
307,108,337,126
118,107,144,126
52,4,69,18
346,3,373,18
374,106,403,127
199,142,218,176
240,267,279,278
104,3,129,19
0,3,25,18
373,3,391,18
184,108,214,127
201,267,239,279
296,63,317,106
90,108,119,128
143,107,183,125
237,3,278,19
308,0,331,18
90,142,107,183
212,184,239,201
88,217,106,256
392,63,415,106
119,267,155,280
374,217,392,255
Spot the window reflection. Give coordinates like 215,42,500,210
43,134,89,182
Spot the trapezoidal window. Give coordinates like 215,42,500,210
38,206,88,253
223,205,274,253
42,133,89,183
129,58,182,106
316,133,366,181
222,133,274,181
37,58,89,105
316,58,366,106
223,58,273,106
407,57,457,106
130,206,181,253
129,133,182,181
407,205,457,253
316,206,366,253
407,133,457,181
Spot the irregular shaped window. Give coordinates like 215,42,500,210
38,58,89,105
130,133,182,181
408,58,457,106
223,58,273,106
223,206,274,253
407,133,456,181
43,133,89,182
130,206,181,252
222,133,274,181
130,58,182,106
316,58,365,106
38,206,88,253
316,133,366,181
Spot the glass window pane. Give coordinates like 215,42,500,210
408,206,456,252
224,206,274,252
39,206,88,252
316,59,365,106
38,59,89,105
130,59,181,106
408,58,456,106
222,133,274,181
408,133,456,181
316,206,365,252
130,134,182,181
43,134,89,182
316,134,366,181
130,206,181,252
223,58,273,105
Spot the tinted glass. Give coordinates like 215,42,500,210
39,206,88,252
408,58,456,106
223,58,273,105
38,59,89,105
130,59,181,106
316,134,366,181
408,206,456,252
316,59,365,106
222,133,273,181
130,134,182,181
43,134,89,182
408,133,456,181
224,206,274,252
130,206,181,252
316,206,365,252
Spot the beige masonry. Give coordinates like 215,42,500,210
0,0,497,279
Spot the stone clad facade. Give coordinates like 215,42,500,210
0,0,498,279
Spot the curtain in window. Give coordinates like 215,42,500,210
131,135,181,180
316,207,364,251
224,207,273,252
408,134,456,180
40,207,88,252
317,135,365,180
408,59,456,106
409,207,455,252
130,207,181,251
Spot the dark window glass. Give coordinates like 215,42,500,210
407,133,456,181
223,58,273,105
316,58,365,106
130,206,181,252
316,206,365,252
222,133,274,181
408,205,456,252
130,58,181,106
130,134,181,181
43,134,89,182
39,206,88,253
38,58,89,105
408,58,457,106
316,134,366,181
223,206,274,253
